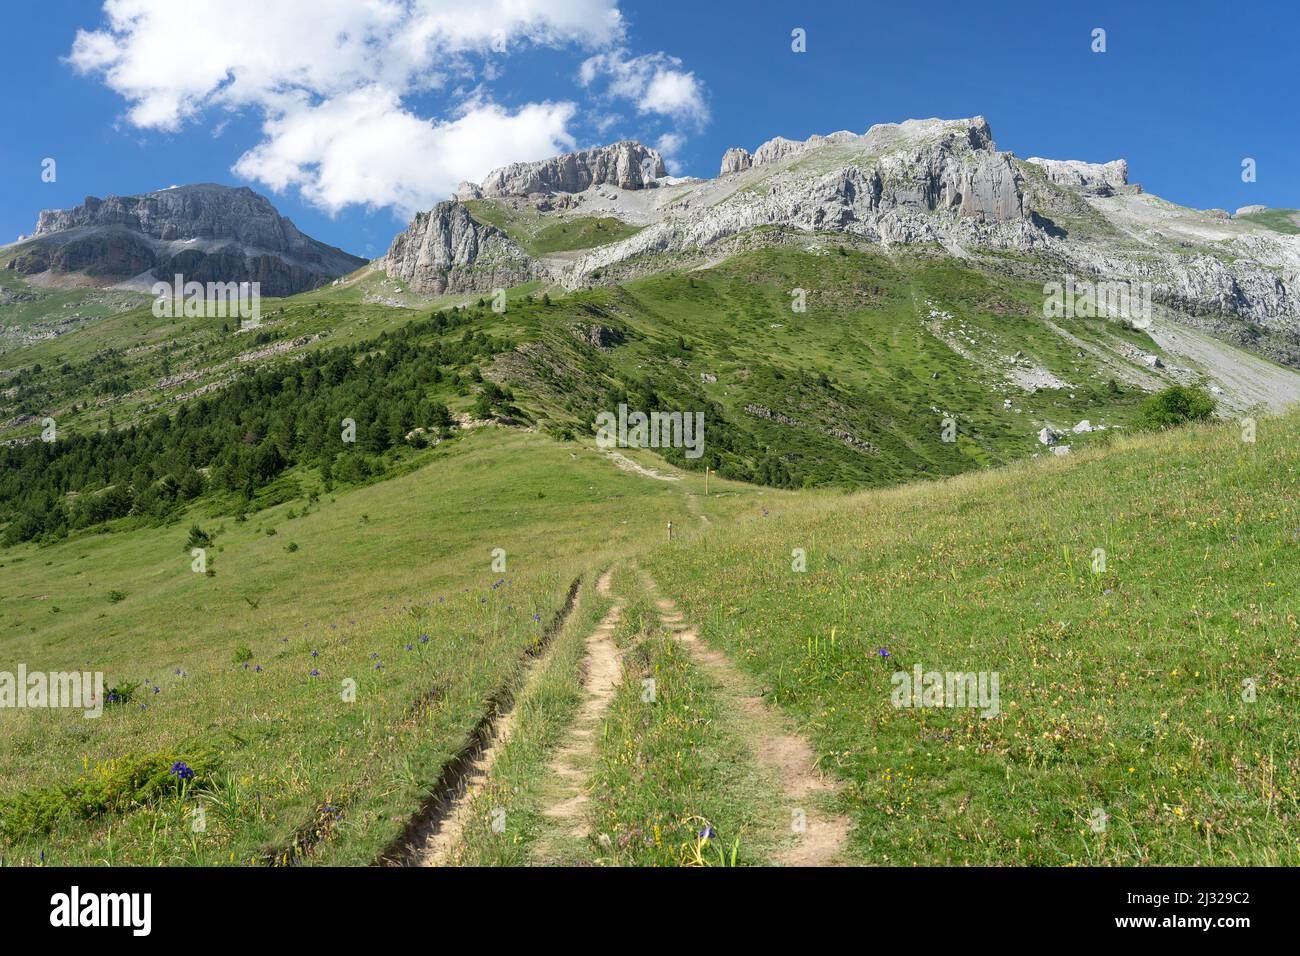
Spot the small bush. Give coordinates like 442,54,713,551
0,750,217,838
1135,386,1216,430
233,646,254,664
105,680,139,706
107,589,127,603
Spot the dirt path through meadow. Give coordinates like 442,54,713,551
536,570,623,840
643,573,851,866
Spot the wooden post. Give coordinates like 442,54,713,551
705,467,710,496
667,521,673,541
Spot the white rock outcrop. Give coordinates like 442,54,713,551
383,201,541,294
720,147,753,175
480,141,666,197
1026,157,1130,194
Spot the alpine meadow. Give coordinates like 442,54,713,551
0,3,1296,929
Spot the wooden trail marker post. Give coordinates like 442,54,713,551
667,521,673,541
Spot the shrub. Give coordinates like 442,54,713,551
0,750,217,838
1135,386,1216,430
185,524,213,550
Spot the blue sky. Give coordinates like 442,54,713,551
2,0,1296,259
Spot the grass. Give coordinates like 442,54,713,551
446,582,614,866
640,412,1300,864
582,572,777,866
4,390,1296,865
3,229,1297,867
0,429,749,865
0,267,147,355
463,200,643,256
1238,208,1300,235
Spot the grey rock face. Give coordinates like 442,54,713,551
570,323,625,349
22,183,364,295
720,147,753,175
753,136,809,166
480,141,666,197
384,201,541,294
1026,158,1129,194
565,117,1031,289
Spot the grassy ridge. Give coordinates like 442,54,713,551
1237,208,1300,236
642,413,1300,864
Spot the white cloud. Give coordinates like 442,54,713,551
654,132,686,174
70,0,625,131
68,0,629,214
579,48,708,126
233,89,576,217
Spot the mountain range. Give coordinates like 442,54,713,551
4,114,1299,871
385,117,1300,369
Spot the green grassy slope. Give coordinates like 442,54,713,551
0,268,147,355
477,246,1172,487
463,200,644,255
640,413,1300,864
1237,208,1300,235
0,430,754,864
3,244,1181,496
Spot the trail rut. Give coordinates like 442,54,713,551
644,574,852,866
377,577,580,867
537,570,623,839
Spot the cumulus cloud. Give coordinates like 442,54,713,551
233,89,576,217
579,48,708,126
68,0,708,216
654,132,686,174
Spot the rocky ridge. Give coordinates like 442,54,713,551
382,117,1300,360
480,141,666,197
7,184,365,296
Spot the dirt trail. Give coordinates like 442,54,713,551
382,578,582,867
411,688,525,866
685,491,711,524
538,570,623,837
644,574,851,866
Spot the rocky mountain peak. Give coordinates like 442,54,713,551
15,183,364,296
719,147,753,176
384,200,539,294
721,117,997,176
477,141,667,197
